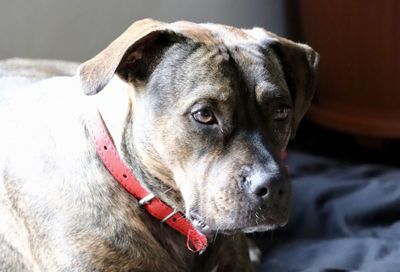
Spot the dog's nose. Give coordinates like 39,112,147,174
246,171,288,202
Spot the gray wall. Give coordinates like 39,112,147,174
0,0,286,62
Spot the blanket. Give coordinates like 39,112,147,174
258,152,400,272
0,58,78,90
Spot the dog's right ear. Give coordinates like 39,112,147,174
79,19,183,95
264,33,319,139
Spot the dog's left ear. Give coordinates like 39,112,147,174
269,35,319,138
79,18,187,95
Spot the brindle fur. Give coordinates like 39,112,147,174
0,19,318,271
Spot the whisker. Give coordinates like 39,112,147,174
159,187,173,196
213,229,219,242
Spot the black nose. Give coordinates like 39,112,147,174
245,172,288,201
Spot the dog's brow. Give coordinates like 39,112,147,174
179,86,233,108
179,98,225,116
255,82,291,105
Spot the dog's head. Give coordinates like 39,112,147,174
79,19,319,235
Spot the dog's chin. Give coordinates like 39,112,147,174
188,211,284,236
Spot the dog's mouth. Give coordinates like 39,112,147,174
188,210,282,236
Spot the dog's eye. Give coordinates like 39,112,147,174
274,107,290,121
192,108,216,125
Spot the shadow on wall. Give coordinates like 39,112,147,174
0,0,286,61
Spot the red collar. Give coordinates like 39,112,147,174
87,109,208,253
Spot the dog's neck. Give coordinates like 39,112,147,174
94,76,130,152
93,76,184,211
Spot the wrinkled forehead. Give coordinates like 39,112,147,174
171,21,288,98
149,21,291,115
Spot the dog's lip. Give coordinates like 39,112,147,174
241,224,279,233
188,211,283,235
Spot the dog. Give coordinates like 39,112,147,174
0,19,318,272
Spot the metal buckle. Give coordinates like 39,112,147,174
161,209,178,223
138,193,155,205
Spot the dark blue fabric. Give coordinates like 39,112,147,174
258,152,400,272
